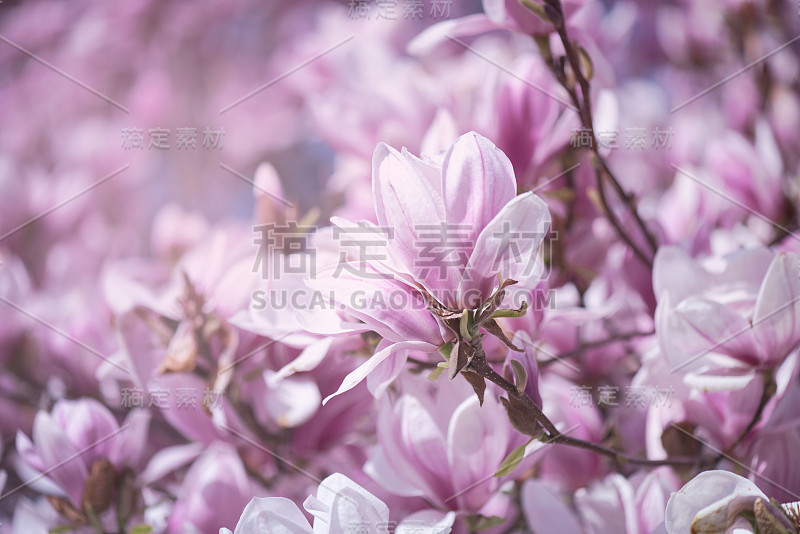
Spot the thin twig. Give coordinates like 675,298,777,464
541,0,658,267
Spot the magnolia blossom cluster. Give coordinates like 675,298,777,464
2,0,800,533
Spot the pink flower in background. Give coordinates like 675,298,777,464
654,247,800,390
409,0,589,55
523,467,681,534
14,399,150,516
365,377,523,516
168,442,259,534
3,0,800,529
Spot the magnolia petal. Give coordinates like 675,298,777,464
406,14,502,56
363,448,426,498
31,411,88,505
231,497,312,534
262,371,321,428
307,266,441,345
420,109,459,156
372,142,444,273
441,132,516,248
366,349,409,398
663,470,791,534
521,479,583,534
322,340,436,405
270,337,334,383
447,393,510,511
109,408,151,468
304,473,390,534
369,396,450,504
140,443,205,485
53,398,119,459
466,191,551,288
396,510,456,534
752,253,800,363
653,246,711,304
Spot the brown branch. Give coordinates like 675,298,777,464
541,1,658,267
467,337,697,468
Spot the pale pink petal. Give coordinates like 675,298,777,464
270,338,334,382
396,510,456,534
140,443,205,485
406,14,503,56
363,448,425,498
109,408,150,468
372,143,445,273
262,371,321,428
307,265,442,345
752,253,800,363
322,340,436,405
665,471,790,534
441,132,517,248
231,497,312,534
464,192,551,301
420,109,459,156
447,393,510,511
521,480,583,534
366,349,409,398
303,473,390,534
31,411,87,505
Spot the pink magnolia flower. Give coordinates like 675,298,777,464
367,131,551,309
522,467,681,534
744,354,800,503
408,0,589,56
14,398,150,516
168,442,260,534
654,246,800,390
481,56,577,187
310,132,551,402
638,348,766,459
664,470,800,534
219,473,416,534
365,376,523,516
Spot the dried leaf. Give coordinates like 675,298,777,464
448,341,473,379
483,319,523,352
500,394,541,436
462,370,486,405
